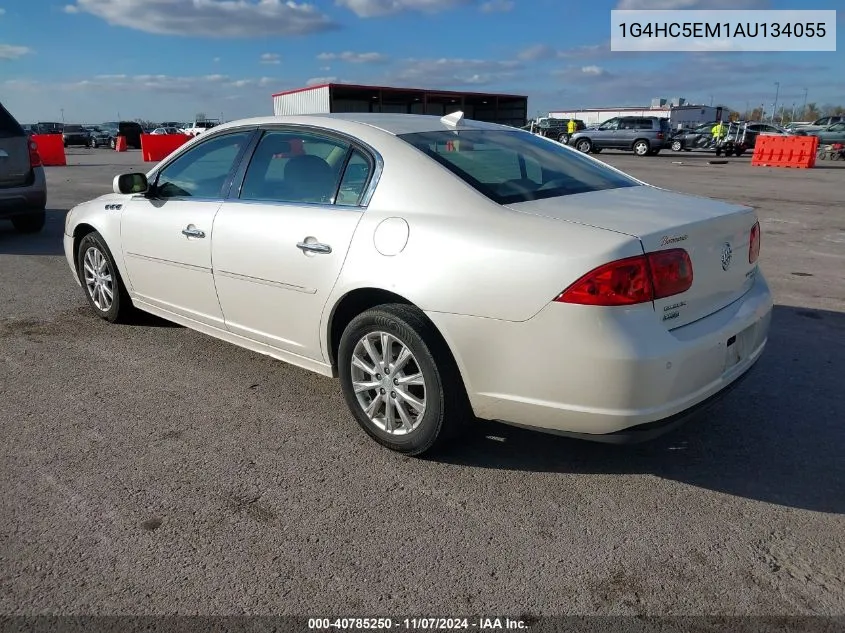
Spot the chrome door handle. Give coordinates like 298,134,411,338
181,226,206,238
296,242,332,254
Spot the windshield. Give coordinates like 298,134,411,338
398,129,639,205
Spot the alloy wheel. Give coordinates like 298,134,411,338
83,247,114,312
350,331,427,435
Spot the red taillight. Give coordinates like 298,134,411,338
656,132,664,139
749,221,761,263
555,249,693,306
648,248,694,299
555,255,653,306
29,140,42,168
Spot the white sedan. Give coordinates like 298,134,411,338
63,112,773,455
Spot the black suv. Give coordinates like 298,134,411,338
96,121,144,149
62,124,92,147
569,116,671,156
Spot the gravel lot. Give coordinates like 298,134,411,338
1,147,843,618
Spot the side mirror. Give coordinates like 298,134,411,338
113,173,149,195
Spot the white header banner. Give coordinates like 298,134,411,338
611,10,837,52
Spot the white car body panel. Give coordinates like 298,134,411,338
212,200,363,361
120,197,225,328
63,112,774,439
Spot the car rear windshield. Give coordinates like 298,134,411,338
398,129,638,205
0,103,24,139
64,125,84,132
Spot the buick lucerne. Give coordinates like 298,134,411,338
63,112,773,455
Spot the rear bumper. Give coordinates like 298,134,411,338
427,271,773,440
0,168,47,219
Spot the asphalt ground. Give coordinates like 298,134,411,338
1,147,843,618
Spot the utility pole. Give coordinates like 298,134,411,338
60,108,65,122
771,81,780,124
801,88,808,120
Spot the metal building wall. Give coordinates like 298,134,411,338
273,86,331,115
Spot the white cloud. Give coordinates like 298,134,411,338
388,57,522,88
0,44,32,60
480,0,513,12
63,0,338,37
0,8,6,15
305,76,338,86
335,0,471,17
316,51,388,63
213,56,221,63
260,53,281,64
581,65,607,76
517,44,557,61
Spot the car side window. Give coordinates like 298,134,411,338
636,118,653,130
618,118,636,130
240,130,350,204
336,150,373,207
155,131,253,199
598,118,619,131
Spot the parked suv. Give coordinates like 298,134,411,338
569,116,670,156
98,121,144,149
0,102,47,233
62,124,92,147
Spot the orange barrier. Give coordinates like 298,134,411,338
140,134,190,162
115,136,127,152
751,134,819,169
30,134,66,166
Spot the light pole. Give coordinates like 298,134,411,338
791,103,796,124
771,81,780,124
60,108,65,122
801,88,808,120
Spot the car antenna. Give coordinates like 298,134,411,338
441,110,464,130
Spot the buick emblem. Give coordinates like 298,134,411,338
721,242,733,271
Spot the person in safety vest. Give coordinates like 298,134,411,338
711,120,727,141
567,118,577,135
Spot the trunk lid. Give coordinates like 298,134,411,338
0,135,31,188
507,185,759,329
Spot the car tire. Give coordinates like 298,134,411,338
671,140,683,152
558,133,569,144
633,139,651,156
575,139,592,153
338,303,469,456
11,210,46,234
715,147,722,157
734,148,745,157
76,231,133,324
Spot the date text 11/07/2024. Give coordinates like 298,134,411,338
617,21,828,39
307,617,532,630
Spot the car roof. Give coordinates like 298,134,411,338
213,112,507,136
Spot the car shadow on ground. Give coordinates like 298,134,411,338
0,209,67,255
433,304,845,515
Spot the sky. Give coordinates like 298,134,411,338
0,0,841,124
